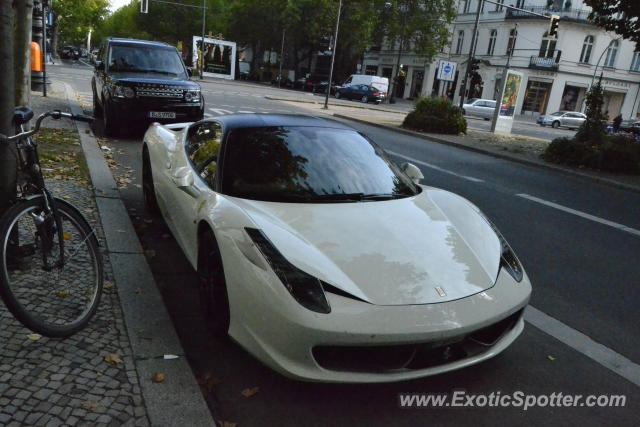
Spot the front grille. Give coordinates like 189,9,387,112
135,86,184,99
312,309,523,373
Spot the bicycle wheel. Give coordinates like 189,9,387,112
0,196,103,337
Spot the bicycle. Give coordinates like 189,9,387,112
0,107,103,337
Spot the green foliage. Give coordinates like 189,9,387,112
403,97,467,134
584,0,640,47
544,135,640,173
575,81,607,144
52,0,110,46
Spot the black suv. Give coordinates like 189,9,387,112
92,38,204,135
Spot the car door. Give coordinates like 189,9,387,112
484,101,497,118
94,42,108,102
469,100,483,117
163,120,223,257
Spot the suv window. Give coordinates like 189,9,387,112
108,44,186,77
186,121,223,188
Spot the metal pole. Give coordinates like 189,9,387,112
389,1,407,104
200,0,205,80
323,0,341,109
591,38,619,87
278,29,285,88
42,0,47,97
459,0,482,109
490,23,516,132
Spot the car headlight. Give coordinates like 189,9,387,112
184,89,201,102
245,228,331,313
112,85,135,99
479,214,524,283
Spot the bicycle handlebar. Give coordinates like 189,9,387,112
0,110,94,143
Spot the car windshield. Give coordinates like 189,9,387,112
108,44,186,77
221,126,420,203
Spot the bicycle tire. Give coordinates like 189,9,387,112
0,196,103,337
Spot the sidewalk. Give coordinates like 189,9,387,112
278,100,640,193
0,82,213,426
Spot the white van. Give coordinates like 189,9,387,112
342,75,389,98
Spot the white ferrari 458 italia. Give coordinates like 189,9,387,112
142,114,532,383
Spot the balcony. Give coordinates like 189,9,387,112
506,6,592,25
529,56,559,71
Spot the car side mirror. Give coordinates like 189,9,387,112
401,162,424,185
95,60,104,71
171,167,200,198
186,67,193,77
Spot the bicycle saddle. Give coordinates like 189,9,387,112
13,106,34,126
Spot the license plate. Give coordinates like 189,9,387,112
148,111,176,119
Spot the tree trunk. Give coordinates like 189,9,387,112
0,1,17,213
51,14,59,59
14,0,33,107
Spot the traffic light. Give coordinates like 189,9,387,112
548,15,560,38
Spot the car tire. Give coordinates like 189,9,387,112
142,146,160,216
198,230,230,339
335,91,341,99
552,121,560,129
361,96,368,103
102,99,117,137
92,87,102,117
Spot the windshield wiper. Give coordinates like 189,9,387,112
139,69,179,75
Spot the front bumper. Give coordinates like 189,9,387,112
109,97,204,124
223,239,532,383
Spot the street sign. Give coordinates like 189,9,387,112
437,60,457,82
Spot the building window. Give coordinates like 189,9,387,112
631,51,640,72
487,29,497,55
515,0,525,8
579,36,593,63
507,28,517,56
603,40,618,68
456,30,465,54
539,31,556,59
463,0,471,13
495,0,504,11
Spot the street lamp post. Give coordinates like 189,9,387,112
323,0,342,109
278,29,285,88
590,37,621,87
389,1,408,104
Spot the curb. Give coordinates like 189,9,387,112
332,114,640,195
264,96,409,115
63,83,215,426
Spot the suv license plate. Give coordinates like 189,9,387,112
148,111,176,119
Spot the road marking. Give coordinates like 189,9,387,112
237,110,254,113
525,306,640,387
208,108,233,115
516,193,640,237
385,150,484,183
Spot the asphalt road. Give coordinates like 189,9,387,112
49,60,639,426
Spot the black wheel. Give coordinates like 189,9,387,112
361,95,368,103
0,196,103,337
198,230,229,338
335,91,341,99
92,87,102,117
142,147,160,216
552,121,560,129
102,99,117,137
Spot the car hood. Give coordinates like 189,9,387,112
109,72,196,86
231,188,501,305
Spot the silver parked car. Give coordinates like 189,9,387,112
462,98,497,120
537,111,586,129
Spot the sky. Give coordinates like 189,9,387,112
109,0,131,12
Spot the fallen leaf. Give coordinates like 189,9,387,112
135,288,141,294
27,333,41,341
152,373,165,383
103,281,114,290
216,421,237,427
62,196,71,201
547,355,555,361
163,354,179,360
241,387,259,398
81,401,99,410
57,290,69,298
62,232,71,241
105,353,123,365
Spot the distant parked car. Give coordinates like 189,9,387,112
462,98,497,120
61,45,79,59
271,75,293,88
335,84,382,104
315,81,338,95
617,119,640,135
537,111,586,129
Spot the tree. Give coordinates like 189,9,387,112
584,0,640,47
0,0,17,214
14,0,33,108
51,0,109,55
575,78,607,144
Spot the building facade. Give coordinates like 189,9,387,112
363,0,640,120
